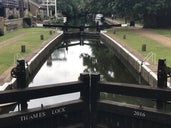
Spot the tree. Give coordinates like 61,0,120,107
58,0,86,18
133,0,171,27
57,0,171,28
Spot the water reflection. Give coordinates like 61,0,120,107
26,39,146,109
30,39,138,87
30,42,91,86
3,37,155,111
26,41,92,108
80,41,137,83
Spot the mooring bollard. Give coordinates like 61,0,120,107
141,44,146,51
157,59,167,88
40,34,44,40
21,45,26,53
156,59,167,109
123,34,126,39
49,30,52,35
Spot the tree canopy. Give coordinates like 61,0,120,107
57,0,171,28
58,0,87,17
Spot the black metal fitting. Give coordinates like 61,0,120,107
11,59,26,89
157,59,168,88
167,67,171,77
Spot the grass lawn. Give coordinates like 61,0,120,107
107,28,171,67
0,28,56,74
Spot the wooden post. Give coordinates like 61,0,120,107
80,73,90,128
90,73,100,128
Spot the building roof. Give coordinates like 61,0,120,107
0,0,18,8
0,0,28,9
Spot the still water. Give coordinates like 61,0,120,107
25,38,152,109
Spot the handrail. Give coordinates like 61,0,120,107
0,81,83,104
98,81,171,101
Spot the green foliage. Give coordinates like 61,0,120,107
23,18,32,27
86,0,171,28
58,0,87,17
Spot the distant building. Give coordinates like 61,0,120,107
0,0,28,18
40,0,57,17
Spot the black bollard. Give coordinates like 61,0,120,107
96,21,101,32
21,45,26,53
20,101,28,111
156,59,167,109
157,59,167,88
40,34,44,40
49,30,52,35
90,73,100,128
11,59,26,89
141,44,146,52
80,26,84,32
80,73,90,128
63,22,68,32
11,59,28,111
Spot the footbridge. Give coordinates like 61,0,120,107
0,25,171,128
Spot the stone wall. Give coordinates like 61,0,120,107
4,18,23,33
100,32,157,86
0,17,4,35
26,33,64,84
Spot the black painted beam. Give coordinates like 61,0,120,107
0,81,83,104
0,100,84,127
98,100,171,125
99,82,171,101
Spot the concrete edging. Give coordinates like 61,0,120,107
100,32,157,86
1,32,64,90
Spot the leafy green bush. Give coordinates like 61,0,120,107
23,18,32,27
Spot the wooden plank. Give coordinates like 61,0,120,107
0,100,85,127
99,82,171,101
0,81,83,104
98,100,171,125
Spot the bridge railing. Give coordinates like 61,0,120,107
0,73,91,128
1,72,171,128
43,23,121,32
